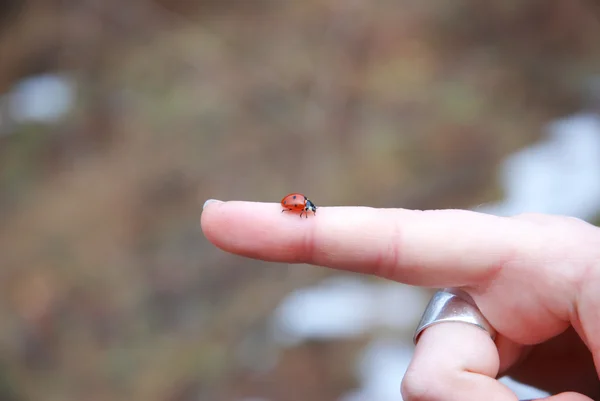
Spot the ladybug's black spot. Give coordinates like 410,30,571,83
292,195,297,199
283,200,287,205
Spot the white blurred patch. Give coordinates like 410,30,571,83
271,277,428,345
341,339,413,401
8,74,75,124
499,377,550,399
476,112,600,220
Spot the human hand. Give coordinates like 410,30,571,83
201,200,600,401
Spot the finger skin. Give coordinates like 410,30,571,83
201,201,538,287
402,323,513,401
543,393,596,401
404,323,595,401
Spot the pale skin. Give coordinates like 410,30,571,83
201,200,600,401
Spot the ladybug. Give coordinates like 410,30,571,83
281,193,317,218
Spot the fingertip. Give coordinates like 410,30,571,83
200,199,224,239
202,199,223,210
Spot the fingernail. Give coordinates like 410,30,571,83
203,199,222,209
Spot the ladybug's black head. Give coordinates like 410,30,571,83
305,199,317,213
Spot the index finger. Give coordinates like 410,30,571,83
200,200,539,287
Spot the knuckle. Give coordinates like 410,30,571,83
299,217,318,262
401,366,448,401
369,211,404,280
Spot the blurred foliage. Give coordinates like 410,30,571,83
0,1,599,400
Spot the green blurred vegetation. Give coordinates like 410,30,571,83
0,1,599,400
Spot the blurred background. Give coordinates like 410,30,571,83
1,1,600,400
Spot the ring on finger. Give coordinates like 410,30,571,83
413,288,497,344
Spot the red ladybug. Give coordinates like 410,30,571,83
281,193,317,218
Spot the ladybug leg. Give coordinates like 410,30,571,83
299,211,303,218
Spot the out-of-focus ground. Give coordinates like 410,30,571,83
1,1,600,400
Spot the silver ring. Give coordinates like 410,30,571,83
413,288,497,344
